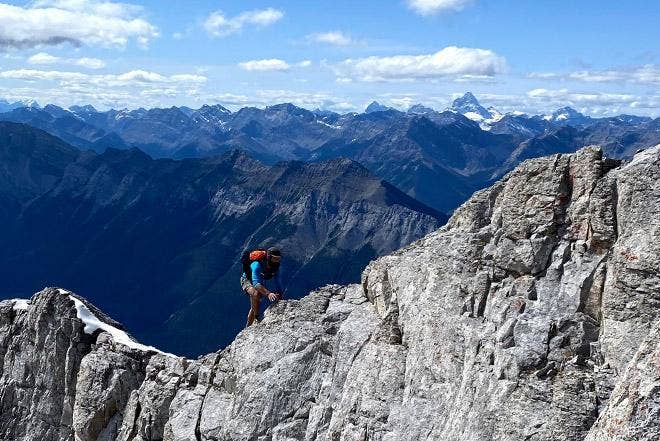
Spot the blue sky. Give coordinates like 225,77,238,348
0,0,658,116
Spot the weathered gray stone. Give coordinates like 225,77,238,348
0,289,90,441
72,335,150,441
585,321,660,441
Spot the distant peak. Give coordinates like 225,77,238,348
554,106,581,115
546,106,590,124
408,104,436,115
267,103,299,111
69,104,97,113
451,92,494,122
199,104,231,114
365,101,392,113
20,99,41,109
452,92,481,108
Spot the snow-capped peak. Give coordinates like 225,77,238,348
19,99,40,109
69,104,97,114
543,107,591,125
451,92,492,120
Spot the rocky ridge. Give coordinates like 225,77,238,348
1,145,659,440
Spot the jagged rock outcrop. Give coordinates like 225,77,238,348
0,290,153,441
1,145,659,440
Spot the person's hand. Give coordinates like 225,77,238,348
267,292,280,302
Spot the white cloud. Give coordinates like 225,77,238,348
528,65,660,86
527,72,561,80
0,67,209,109
569,65,660,85
27,52,106,69
204,8,283,37
0,68,89,82
407,0,473,15
526,88,638,106
308,31,354,46
0,0,158,49
238,59,290,72
27,52,60,64
116,70,166,82
0,68,207,86
75,57,106,69
297,60,312,68
169,74,207,83
333,46,507,82
518,88,660,116
202,90,356,112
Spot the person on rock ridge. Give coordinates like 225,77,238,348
240,247,283,326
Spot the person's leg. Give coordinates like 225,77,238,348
246,287,261,327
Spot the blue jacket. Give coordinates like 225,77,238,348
247,260,283,293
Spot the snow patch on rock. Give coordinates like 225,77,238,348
11,299,30,311
61,289,174,357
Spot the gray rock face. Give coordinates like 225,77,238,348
0,289,155,441
585,321,660,441
1,145,660,440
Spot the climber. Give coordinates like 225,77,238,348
240,247,283,327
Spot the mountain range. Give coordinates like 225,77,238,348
0,121,444,356
1,93,658,215
1,93,660,355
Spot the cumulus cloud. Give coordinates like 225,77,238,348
27,52,106,69
332,46,507,82
407,0,473,15
204,8,283,37
308,31,354,46
27,52,60,64
238,59,290,72
0,0,158,50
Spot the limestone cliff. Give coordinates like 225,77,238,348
1,145,659,440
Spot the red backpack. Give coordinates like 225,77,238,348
241,249,277,282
